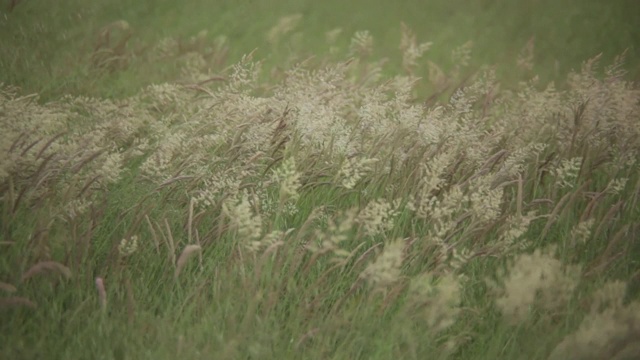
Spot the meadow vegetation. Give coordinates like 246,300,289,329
1,1,640,359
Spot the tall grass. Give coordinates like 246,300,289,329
1,9,640,360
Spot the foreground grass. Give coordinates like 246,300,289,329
2,2,640,360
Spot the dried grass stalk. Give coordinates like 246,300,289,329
0,296,36,309
95,277,107,310
0,281,17,293
175,245,202,279
21,261,72,282
144,215,160,254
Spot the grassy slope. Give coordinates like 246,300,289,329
1,0,638,100
1,1,640,359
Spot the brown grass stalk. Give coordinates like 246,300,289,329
579,188,607,223
2,177,15,230
12,184,29,215
70,149,106,175
77,175,101,200
195,229,203,269
583,251,625,278
19,137,43,157
188,197,194,244
164,218,177,266
144,215,160,254
329,277,364,316
461,150,507,187
592,200,625,240
175,245,202,279
626,176,640,217
156,175,196,190
351,242,383,271
568,100,588,156
8,131,27,153
295,328,320,350
124,275,135,325
21,261,72,282
301,251,327,277
35,132,67,159
585,224,631,278
0,281,17,293
517,173,524,218
379,281,408,315
95,277,107,311
0,296,36,309
540,181,590,239
32,168,60,196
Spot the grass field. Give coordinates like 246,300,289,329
1,1,640,359
2,0,639,99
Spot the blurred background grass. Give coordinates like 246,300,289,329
1,0,639,100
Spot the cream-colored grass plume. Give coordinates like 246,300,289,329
360,238,406,290
548,281,640,360
272,157,301,203
491,247,581,325
118,235,139,257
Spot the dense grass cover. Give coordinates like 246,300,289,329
2,0,639,99
2,2,640,359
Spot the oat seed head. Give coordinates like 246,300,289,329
356,198,399,237
272,157,301,202
222,191,263,243
553,157,582,189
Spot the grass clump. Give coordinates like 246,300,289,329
1,15,640,360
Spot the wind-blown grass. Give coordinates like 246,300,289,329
1,10,640,360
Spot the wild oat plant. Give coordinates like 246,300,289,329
1,22,639,360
